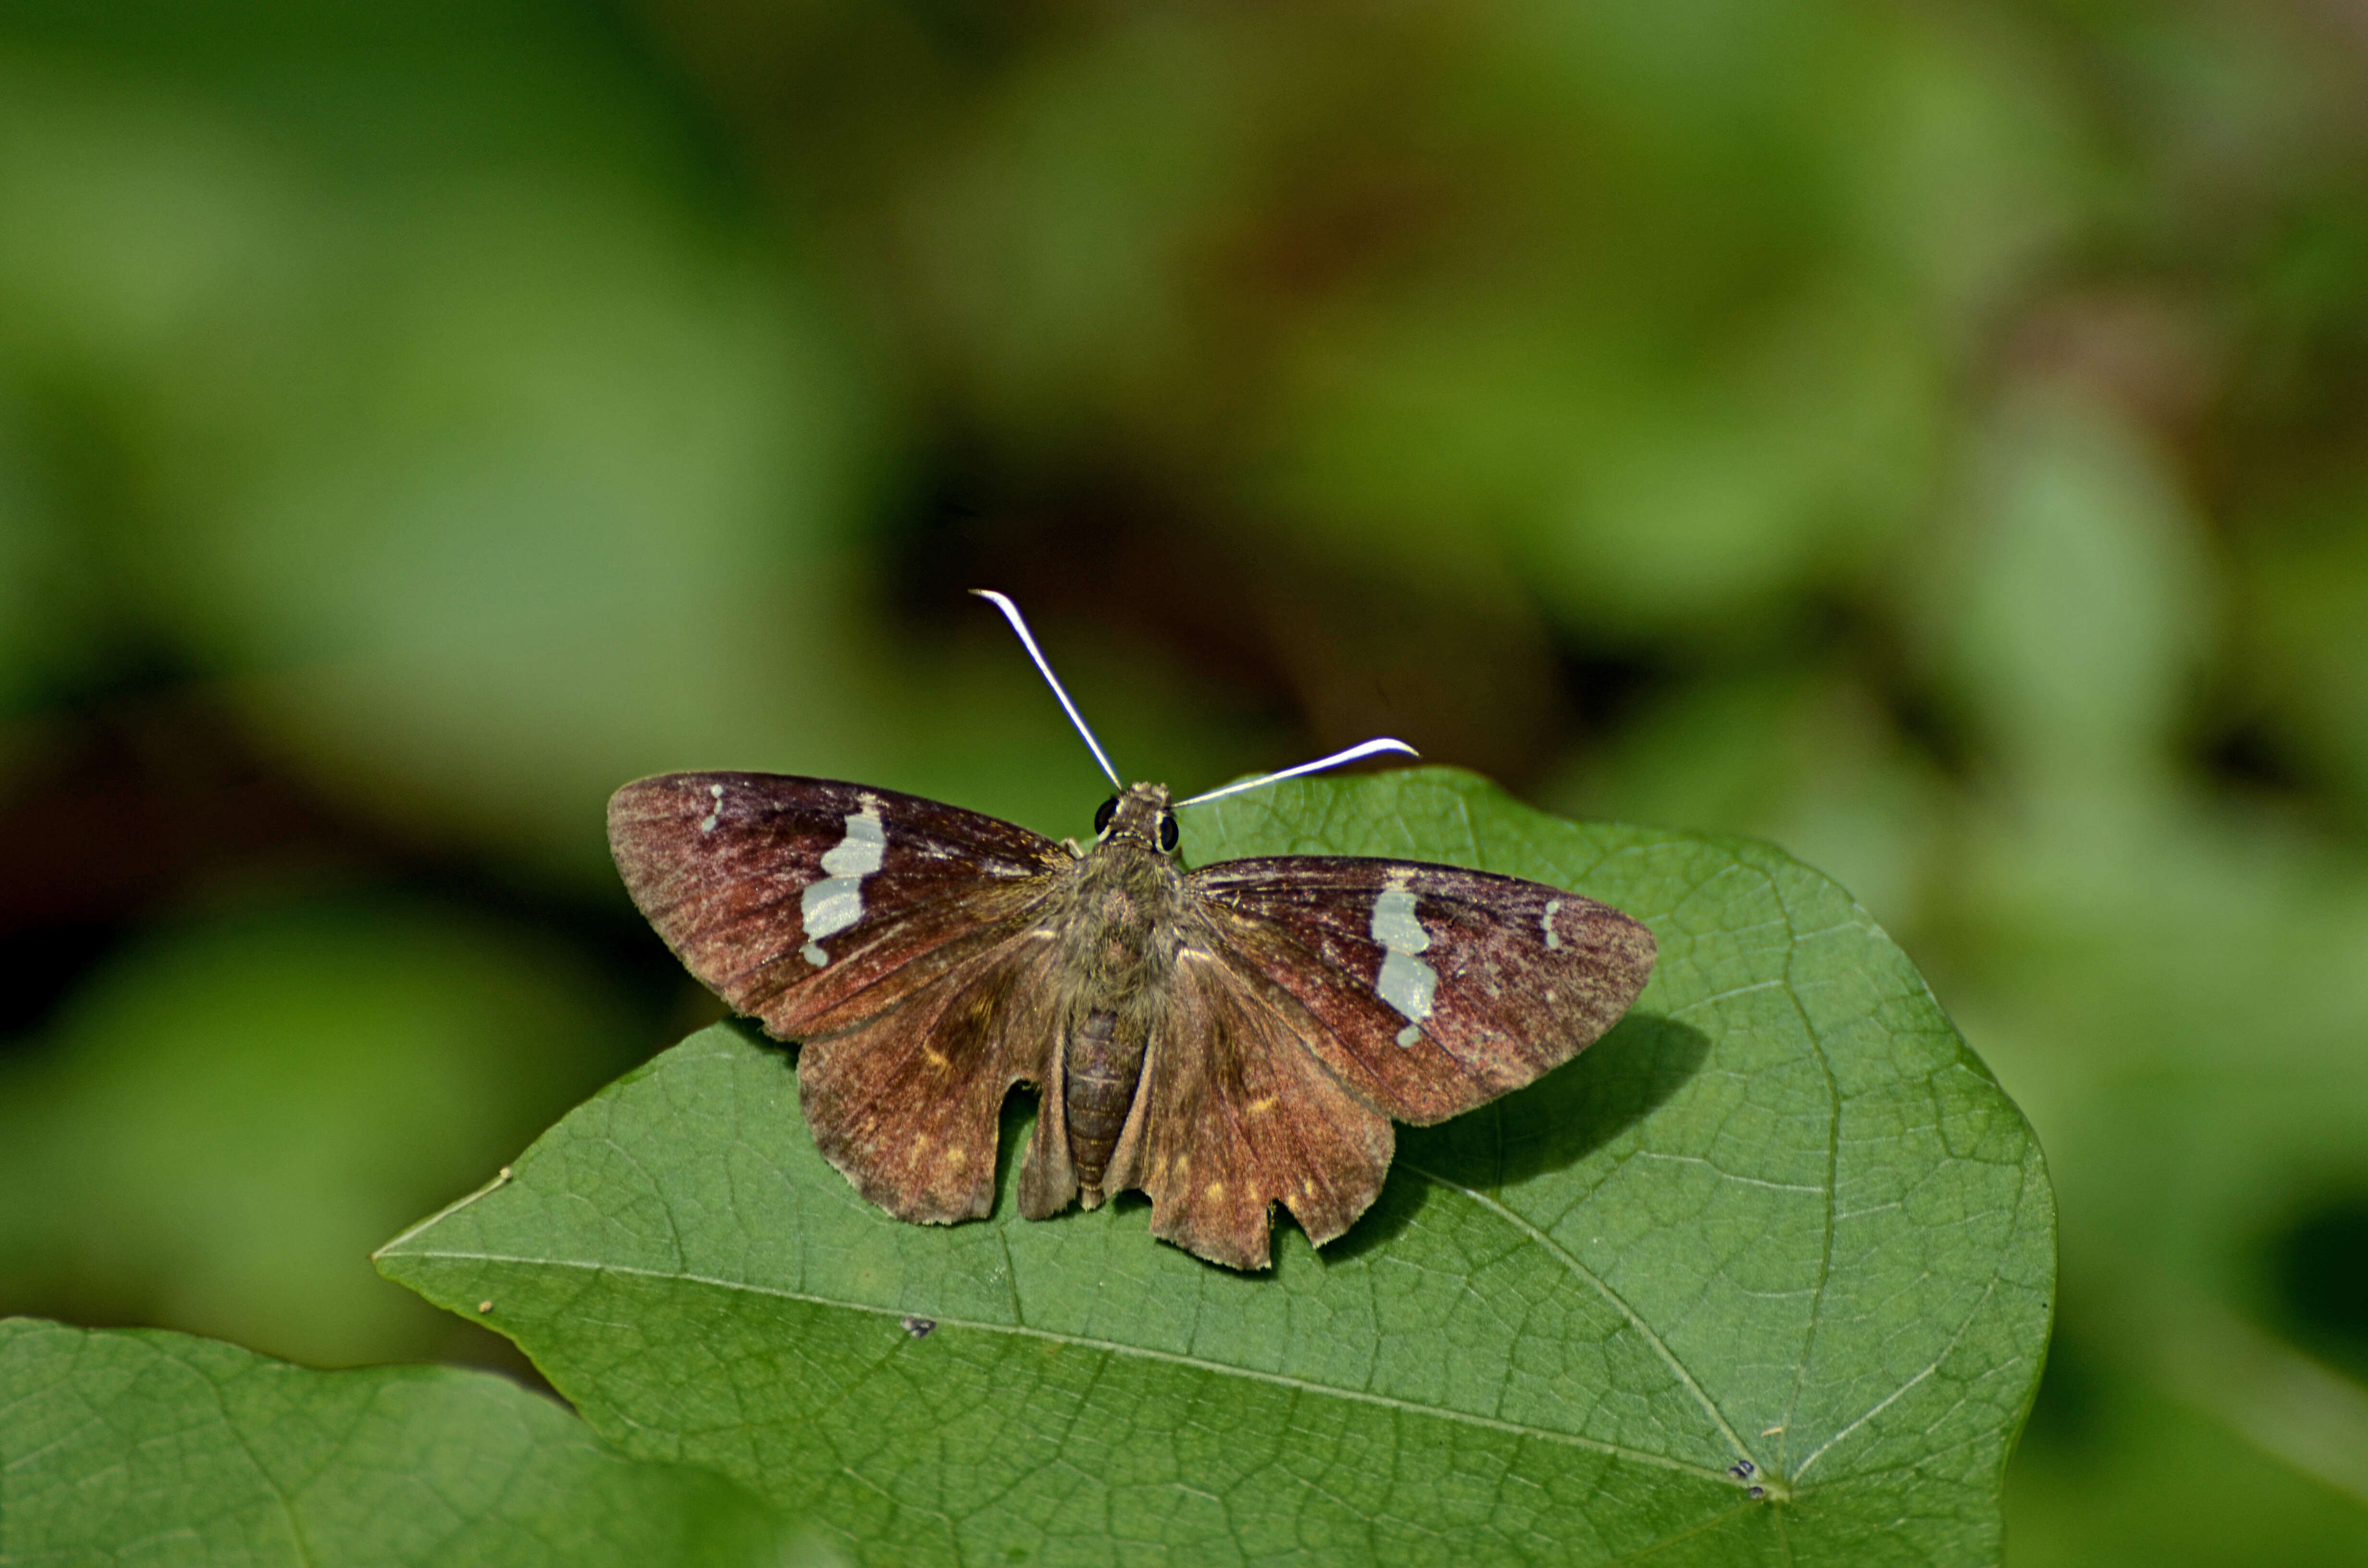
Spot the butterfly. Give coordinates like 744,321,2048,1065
607,594,1657,1271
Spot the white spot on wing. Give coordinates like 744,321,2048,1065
1370,873,1438,1044
800,796,888,967
700,783,725,834
1542,898,1563,950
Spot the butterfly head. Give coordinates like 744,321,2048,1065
1093,782,1180,857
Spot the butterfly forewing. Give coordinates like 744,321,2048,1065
1188,857,1656,1125
607,772,1070,1037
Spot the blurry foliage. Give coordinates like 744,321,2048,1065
2,0,2367,1561
0,897,641,1368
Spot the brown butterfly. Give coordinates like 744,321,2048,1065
607,595,1656,1270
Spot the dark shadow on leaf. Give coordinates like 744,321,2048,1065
1396,1010,1712,1191
994,1082,1041,1215
725,1014,778,1053
1318,1161,1432,1266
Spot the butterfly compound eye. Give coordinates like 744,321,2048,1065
1094,796,1119,834
1159,812,1180,853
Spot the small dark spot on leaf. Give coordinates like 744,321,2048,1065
1729,1459,1755,1479
1748,1485,1765,1500
901,1315,937,1338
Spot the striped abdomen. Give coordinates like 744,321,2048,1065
1064,1008,1146,1199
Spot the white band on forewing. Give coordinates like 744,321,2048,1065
801,797,887,967
1370,873,1439,1047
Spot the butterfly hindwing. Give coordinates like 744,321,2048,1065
1188,857,1656,1125
1114,944,1394,1272
1014,1019,1081,1222
607,772,1071,1037
798,929,1066,1224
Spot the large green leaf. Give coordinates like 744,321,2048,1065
0,1318,806,1567
375,769,2052,1566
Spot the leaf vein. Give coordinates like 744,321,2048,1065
393,1250,1755,1486
1398,1163,1757,1467
1791,1253,2006,1480
1769,866,1843,1479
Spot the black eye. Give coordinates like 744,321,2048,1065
1094,796,1119,834
1158,813,1180,853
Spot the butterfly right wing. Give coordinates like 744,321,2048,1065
607,771,1072,1038
1187,856,1655,1125
1104,854,1654,1269
1104,943,1394,1271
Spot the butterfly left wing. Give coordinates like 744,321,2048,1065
1185,856,1656,1126
610,771,1081,1225
607,771,1072,1039
797,925,1070,1224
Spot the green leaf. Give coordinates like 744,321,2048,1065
0,1318,810,1567
375,769,2053,1566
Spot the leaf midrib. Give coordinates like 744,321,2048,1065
389,1248,1757,1489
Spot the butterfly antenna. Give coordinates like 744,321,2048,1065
972,589,1124,790
1176,736,1420,808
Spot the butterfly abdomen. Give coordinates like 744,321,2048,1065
1064,1008,1145,1202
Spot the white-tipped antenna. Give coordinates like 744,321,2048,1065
1177,737,1419,808
972,589,1123,790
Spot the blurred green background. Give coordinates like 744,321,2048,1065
1,1,2364,1560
